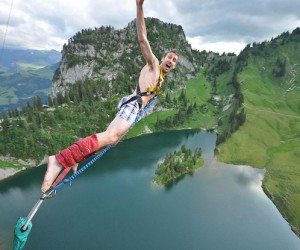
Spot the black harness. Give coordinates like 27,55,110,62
120,83,161,110
120,66,164,110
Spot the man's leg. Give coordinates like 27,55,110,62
41,116,132,193
95,116,132,149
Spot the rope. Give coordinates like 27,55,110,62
0,0,14,64
53,97,156,191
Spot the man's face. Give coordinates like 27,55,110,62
161,52,178,73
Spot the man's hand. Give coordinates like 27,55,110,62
136,0,144,6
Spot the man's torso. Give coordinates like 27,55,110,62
134,62,161,106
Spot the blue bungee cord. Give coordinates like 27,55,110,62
19,97,157,233
53,97,156,191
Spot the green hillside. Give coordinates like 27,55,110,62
218,29,300,235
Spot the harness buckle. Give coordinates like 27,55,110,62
146,86,163,95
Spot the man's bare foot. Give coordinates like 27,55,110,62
41,155,63,193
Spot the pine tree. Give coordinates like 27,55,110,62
33,96,43,111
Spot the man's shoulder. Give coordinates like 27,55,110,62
147,55,159,70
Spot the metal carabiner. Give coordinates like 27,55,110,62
42,188,57,200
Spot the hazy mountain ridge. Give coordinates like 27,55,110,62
0,49,61,73
0,49,61,112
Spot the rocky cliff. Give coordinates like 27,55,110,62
51,18,209,97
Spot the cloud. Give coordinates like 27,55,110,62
188,36,245,54
169,0,300,53
0,0,300,54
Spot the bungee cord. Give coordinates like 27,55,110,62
19,96,157,232
0,0,14,64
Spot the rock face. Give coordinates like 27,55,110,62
51,18,206,97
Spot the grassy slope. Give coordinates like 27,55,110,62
218,43,300,235
0,160,27,169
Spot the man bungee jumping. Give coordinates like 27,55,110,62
41,0,179,193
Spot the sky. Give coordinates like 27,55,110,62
1,0,300,55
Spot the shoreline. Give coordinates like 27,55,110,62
0,155,47,181
0,167,23,181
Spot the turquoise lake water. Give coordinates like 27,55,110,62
1,130,300,249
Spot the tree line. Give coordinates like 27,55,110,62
215,51,247,145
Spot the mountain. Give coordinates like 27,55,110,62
51,18,207,97
0,49,61,113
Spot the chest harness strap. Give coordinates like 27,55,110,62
120,66,164,109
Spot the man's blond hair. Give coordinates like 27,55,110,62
163,49,179,58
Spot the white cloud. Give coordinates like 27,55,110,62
0,0,300,54
188,36,246,55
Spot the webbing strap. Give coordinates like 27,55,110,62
120,82,162,110
120,83,143,109
51,167,72,189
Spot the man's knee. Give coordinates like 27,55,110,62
105,130,121,144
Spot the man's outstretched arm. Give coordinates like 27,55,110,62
136,0,157,68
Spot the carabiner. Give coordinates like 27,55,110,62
42,188,57,200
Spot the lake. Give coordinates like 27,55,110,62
1,130,300,249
